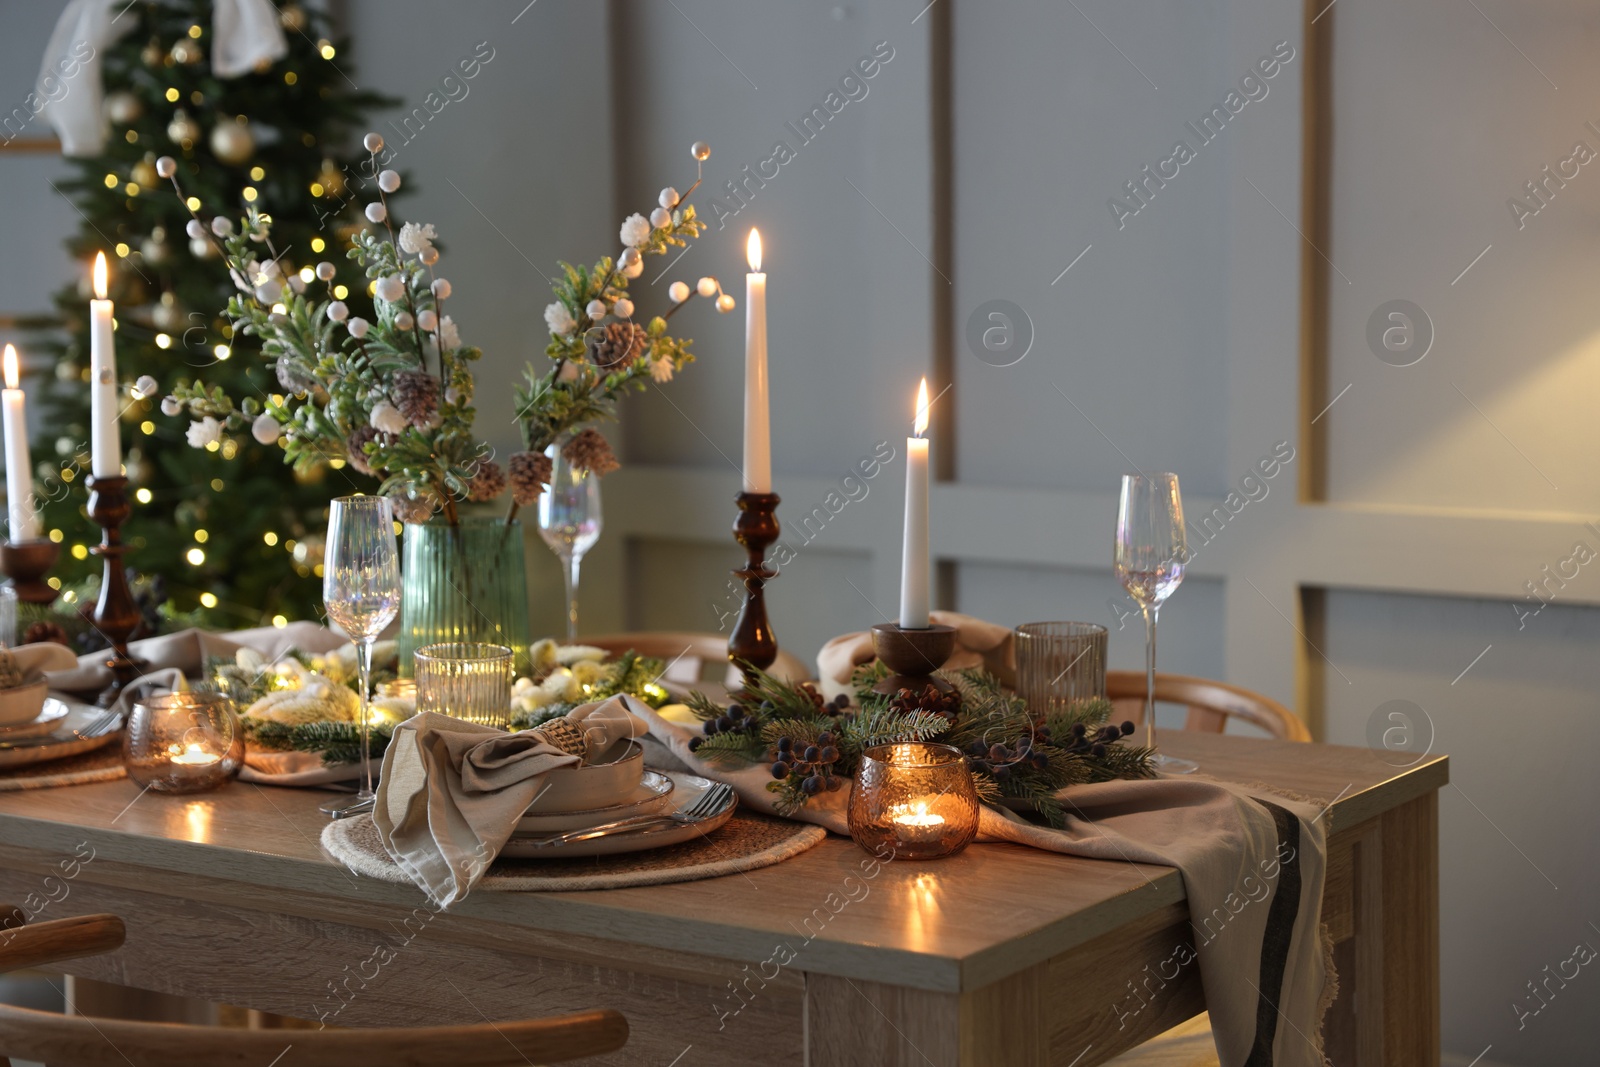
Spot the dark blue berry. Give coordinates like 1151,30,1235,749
819,746,838,763
1121,721,1135,735
1091,743,1107,758
688,737,703,751
777,737,793,752
728,705,745,721
988,744,1008,762
803,745,820,763
801,775,822,795
1031,753,1050,770
816,731,834,746
1072,723,1088,737
826,775,843,791
771,761,790,780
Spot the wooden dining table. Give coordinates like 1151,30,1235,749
0,731,1445,1066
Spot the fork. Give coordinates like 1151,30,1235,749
522,783,735,849
0,709,122,750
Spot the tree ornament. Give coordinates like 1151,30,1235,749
659,186,681,209
365,202,386,223
104,91,142,125
152,292,181,329
378,169,401,193
167,110,199,145
130,156,158,188
280,4,308,31
649,207,671,229
170,38,203,65
140,40,164,67
393,310,414,331
613,298,634,319
346,426,380,476
716,293,736,313
210,122,255,165
252,413,282,445
156,155,177,179
140,234,168,266
430,278,451,299
416,309,437,332
317,159,346,197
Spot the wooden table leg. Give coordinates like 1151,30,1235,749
1379,791,1439,1065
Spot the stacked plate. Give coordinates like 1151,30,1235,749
0,697,123,769
502,741,737,858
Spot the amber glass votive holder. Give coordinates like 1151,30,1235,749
415,642,514,727
123,691,245,794
848,742,981,860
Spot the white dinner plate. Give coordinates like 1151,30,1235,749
0,698,121,770
515,771,675,834
499,772,736,859
0,699,70,740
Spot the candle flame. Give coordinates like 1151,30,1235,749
913,378,930,437
747,228,762,273
92,252,108,300
2,345,16,391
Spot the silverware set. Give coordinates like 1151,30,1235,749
519,782,735,849
0,708,122,750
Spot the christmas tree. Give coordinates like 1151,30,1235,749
30,0,394,626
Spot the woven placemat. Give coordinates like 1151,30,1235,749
0,744,126,791
322,810,827,892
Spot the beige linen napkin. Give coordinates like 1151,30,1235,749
372,696,650,907
639,703,1331,1067
815,609,1015,701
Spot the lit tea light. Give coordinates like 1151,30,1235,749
891,801,946,844
169,742,221,767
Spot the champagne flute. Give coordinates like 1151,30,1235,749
1114,473,1196,774
321,495,401,816
537,441,602,642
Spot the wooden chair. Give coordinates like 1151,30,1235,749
584,631,810,688
1100,673,1306,1066
1106,671,1310,742
0,910,628,1066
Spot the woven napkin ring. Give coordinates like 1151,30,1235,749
533,719,588,758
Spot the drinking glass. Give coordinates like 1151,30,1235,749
1114,473,1196,773
537,440,602,642
1015,622,1108,716
414,642,515,727
322,495,402,814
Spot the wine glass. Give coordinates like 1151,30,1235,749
321,495,401,816
537,441,602,642
1114,473,1196,774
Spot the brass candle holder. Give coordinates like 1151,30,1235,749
86,475,144,708
0,539,59,605
870,622,956,696
728,491,780,686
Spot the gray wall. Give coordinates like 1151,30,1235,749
3,2,1598,1063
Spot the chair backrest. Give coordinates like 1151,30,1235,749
1105,671,1310,742
0,911,628,1067
583,631,810,688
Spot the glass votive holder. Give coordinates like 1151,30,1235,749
848,743,981,860
1015,621,1108,717
122,691,245,794
415,642,514,727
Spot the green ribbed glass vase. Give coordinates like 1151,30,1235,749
397,518,530,677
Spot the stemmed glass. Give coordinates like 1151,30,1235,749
321,495,401,816
537,441,602,643
1114,473,1196,774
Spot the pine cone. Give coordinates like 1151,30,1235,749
347,425,382,476
392,370,440,428
508,450,551,507
467,459,507,502
388,492,434,525
561,428,620,476
887,683,960,722
589,321,647,370
23,620,70,648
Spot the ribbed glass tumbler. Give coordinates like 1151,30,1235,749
414,642,515,727
1014,621,1108,718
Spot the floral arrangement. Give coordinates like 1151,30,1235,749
150,135,728,525
510,140,735,517
685,668,1155,827
507,639,670,729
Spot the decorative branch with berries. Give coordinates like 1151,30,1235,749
684,666,1155,826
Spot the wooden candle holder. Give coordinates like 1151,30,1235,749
870,622,956,696
0,539,59,605
728,491,781,686
86,475,144,708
